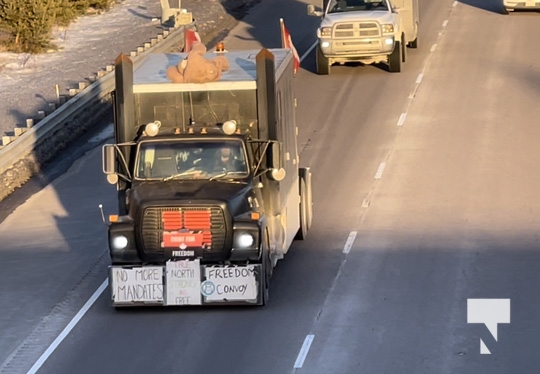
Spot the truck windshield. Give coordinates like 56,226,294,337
135,139,249,180
327,0,388,13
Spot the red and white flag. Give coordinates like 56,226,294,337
184,29,201,52
280,18,300,75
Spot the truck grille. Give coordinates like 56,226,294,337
140,206,226,255
333,22,381,38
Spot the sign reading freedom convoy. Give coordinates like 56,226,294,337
203,265,258,301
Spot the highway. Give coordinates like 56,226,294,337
1,0,540,373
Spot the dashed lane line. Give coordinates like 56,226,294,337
293,334,315,369
342,231,358,254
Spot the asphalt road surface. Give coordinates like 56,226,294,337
1,0,540,373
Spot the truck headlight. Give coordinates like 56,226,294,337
318,27,332,38
237,233,255,248
112,235,129,250
231,222,260,261
232,222,260,250
382,24,394,34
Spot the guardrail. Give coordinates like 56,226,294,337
0,23,191,202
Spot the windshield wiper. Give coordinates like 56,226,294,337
209,171,246,181
162,169,201,181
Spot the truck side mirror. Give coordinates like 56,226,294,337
267,142,286,182
307,4,323,16
102,145,119,184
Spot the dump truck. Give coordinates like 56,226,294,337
101,47,313,307
308,0,419,74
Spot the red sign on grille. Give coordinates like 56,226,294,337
162,232,204,248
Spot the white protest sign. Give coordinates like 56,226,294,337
111,267,163,303
166,260,202,305
202,265,258,301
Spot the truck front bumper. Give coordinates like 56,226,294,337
319,36,395,62
110,260,264,306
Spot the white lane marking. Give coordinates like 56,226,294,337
415,73,423,84
397,113,407,127
374,162,386,179
430,44,437,52
442,19,449,27
342,231,358,254
300,41,318,62
294,334,315,368
26,279,108,374
452,1,458,6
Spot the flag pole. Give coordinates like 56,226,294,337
279,18,286,49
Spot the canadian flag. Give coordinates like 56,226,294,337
184,29,201,52
280,18,301,75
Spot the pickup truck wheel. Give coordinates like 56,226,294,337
316,45,330,75
295,178,309,240
408,37,418,49
388,41,401,73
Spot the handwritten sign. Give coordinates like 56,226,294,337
111,267,163,303
165,260,202,305
202,265,258,302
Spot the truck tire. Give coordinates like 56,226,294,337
407,22,419,49
305,171,313,231
388,41,402,73
316,45,330,75
407,36,418,49
259,230,272,306
295,178,309,240
401,34,407,62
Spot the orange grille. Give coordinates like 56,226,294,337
183,210,211,229
161,210,212,247
162,211,182,230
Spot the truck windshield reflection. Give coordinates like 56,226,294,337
135,139,249,180
328,0,389,13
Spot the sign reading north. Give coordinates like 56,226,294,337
166,260,202,305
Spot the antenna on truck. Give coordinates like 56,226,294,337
98,204,107,225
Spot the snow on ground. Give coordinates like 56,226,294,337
0,0,252,138
0,0,165,136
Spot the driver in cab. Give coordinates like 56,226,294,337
212,147,240,173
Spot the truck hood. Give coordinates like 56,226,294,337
129,180,253,216
321,11,395,27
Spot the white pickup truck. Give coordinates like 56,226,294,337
502,0,540,14
308,0,419,74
